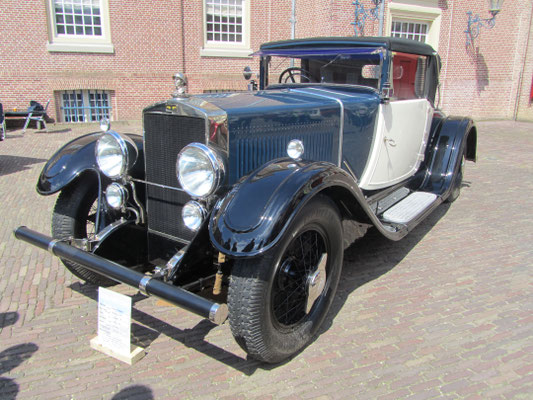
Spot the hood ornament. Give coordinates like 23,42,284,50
172,73,189,98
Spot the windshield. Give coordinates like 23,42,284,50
255,48,383,89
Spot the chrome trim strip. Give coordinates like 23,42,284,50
48,239,61,255
342,160,358,182
291,88,345,167
130,178,185,193
148,229,191,245
139,276,151,296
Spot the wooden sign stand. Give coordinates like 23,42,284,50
90,287,146,365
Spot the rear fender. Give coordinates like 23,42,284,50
37,132,144,195
421,116,476,197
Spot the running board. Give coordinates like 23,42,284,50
381,192,438,224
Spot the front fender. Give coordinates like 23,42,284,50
37,132,144,195
421,116,476,197
209,159,362,257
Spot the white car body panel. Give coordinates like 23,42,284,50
359,99,434,190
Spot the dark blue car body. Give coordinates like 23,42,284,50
18,36,477,363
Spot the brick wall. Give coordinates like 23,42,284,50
343,0,533,121
1,0,532,122
0,0,183,121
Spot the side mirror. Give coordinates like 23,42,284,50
243,66,253,80
244,66,258,91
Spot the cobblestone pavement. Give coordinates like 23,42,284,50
0,120,532,400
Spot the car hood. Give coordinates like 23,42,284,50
199,86,381,183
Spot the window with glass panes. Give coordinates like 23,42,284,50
54,0,102,36
61,90,111,122
391,20,429,43
206,0,244,43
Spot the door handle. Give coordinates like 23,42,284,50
384,137,397,147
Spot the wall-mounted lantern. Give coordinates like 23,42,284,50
352,0,383,37
465,0,504,48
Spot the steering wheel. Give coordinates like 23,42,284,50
278,67,312,83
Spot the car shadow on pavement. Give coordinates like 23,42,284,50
0,155,47,177
111,384,154,400
69,283,264,375
0,343,39,400
320,202,451,335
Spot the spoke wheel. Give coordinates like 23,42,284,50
272,229,326,329
228,195,343,363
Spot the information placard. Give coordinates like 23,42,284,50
97,287,132,356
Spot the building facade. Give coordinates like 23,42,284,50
1,0,532,122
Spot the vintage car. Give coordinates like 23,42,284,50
15,37,476,363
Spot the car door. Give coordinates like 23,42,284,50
359,53,433,190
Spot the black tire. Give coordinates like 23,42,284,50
228,195,343,363
52,181,116,286
446,151,465,203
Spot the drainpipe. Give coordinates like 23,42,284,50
181,0,186,74
441,0,455,111
290,0,296,67
513,2,533,121
378,0,385,36
291,0,296,39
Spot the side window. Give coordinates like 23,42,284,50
46,0,114,53
392,53,427,101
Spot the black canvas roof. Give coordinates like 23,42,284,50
260,36,437,56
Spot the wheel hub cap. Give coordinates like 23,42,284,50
305,253,327,313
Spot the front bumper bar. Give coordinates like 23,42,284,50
14,226,228,325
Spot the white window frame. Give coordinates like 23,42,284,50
46,0,114,54
60,90,112,123
387,1,442,50
201,0,252,58
391,19,430,43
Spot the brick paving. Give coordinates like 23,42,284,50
0,120,532,400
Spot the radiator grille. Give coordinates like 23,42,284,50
146,186,194,241
144,113,205,188
143,113,205,241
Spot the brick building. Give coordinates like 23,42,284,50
1,0,532,122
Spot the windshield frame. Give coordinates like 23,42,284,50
255,47,389,92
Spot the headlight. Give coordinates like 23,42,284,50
182,201,207,231
177,143,224,198
105,183,127,210
96,131,137,179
